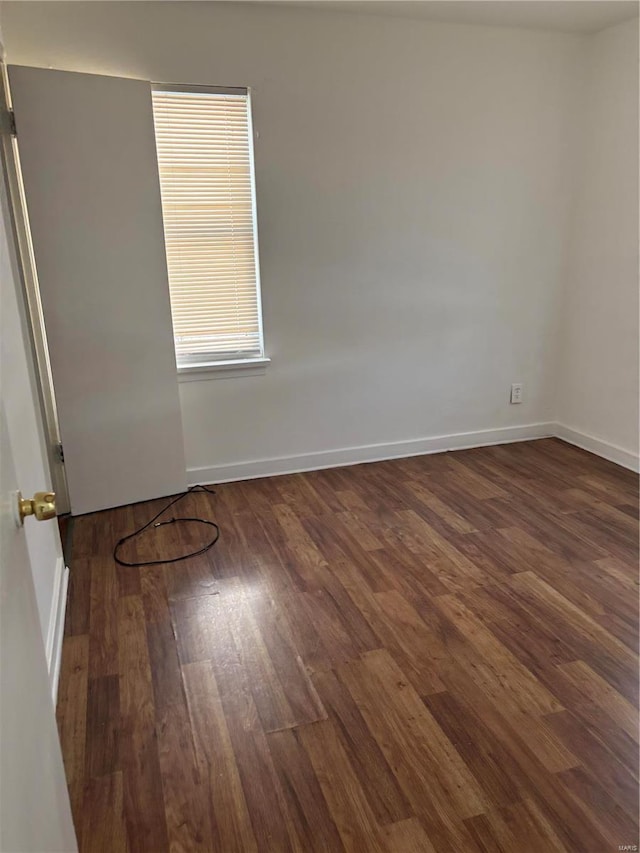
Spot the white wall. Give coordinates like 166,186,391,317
3,1,588,477
555,18,639,467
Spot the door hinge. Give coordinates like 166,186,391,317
54,441,64,464
6,109,16,137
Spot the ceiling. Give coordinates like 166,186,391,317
255,1,639,34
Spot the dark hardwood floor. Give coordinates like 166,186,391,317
57,438,639,852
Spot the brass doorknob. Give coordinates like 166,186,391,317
17,491,56,523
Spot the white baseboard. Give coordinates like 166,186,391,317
553,423,640,473
46,556,69,704
188,422,554,486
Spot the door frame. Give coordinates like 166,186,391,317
0,59,70,514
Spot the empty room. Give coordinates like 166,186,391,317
0,1,638,851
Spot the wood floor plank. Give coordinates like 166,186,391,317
456,583,578,673
463,811,521,853
146,614,215,851
205,493,257,581
224,577,327,732
274,473,334,519
80,772,128,853
329,558,447,695
408,471,504,531
367,542,450,598
111,506,140,598
163,553,220,601
373,588,448,695
508,571,637,701
579,470,639,506
218,496,279,579
446,531,519,585
439,667,613,852
296,582,380,670
423,690,527,809
533,438,636,484
334,488,375,514
381,817,438,853
183,661,258,853
555,659,639,742
59,439,638,852
311,668,412,825
88,557,119,678
339,649,486,849
71,514,100,559
405,478,479,535
595,554,640,589
489,533,611,621
209,645,300,852
275,586,336,673
171,589,230,666
390,509,491,589
556,765,640,848
434,593,566,718
85,674,119,778
465,799,569,853
336,509,384,552
139,565,171,624
537,666,639,779
303,513,396,593
273,503,329,589
64,557,92,637
56,634,89,829
446,456,510,500
266,728,345,852
297,720,389,853
543,709,638,819
498,798,569,853
433,595,579,774
118,595,169,853
297,470,352,514
177,587,302,849
491,497,610,563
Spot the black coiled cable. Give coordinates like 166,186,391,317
113,484,220,567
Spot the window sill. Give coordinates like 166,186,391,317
177,357,271,382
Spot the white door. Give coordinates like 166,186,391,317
0,404,77,852
0,92,76,849
9,65,187,515
0,84,68,692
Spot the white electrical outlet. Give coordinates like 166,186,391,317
510,383,523,404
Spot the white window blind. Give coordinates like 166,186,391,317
151,86,264,366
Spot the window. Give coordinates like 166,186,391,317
151,85,265,370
